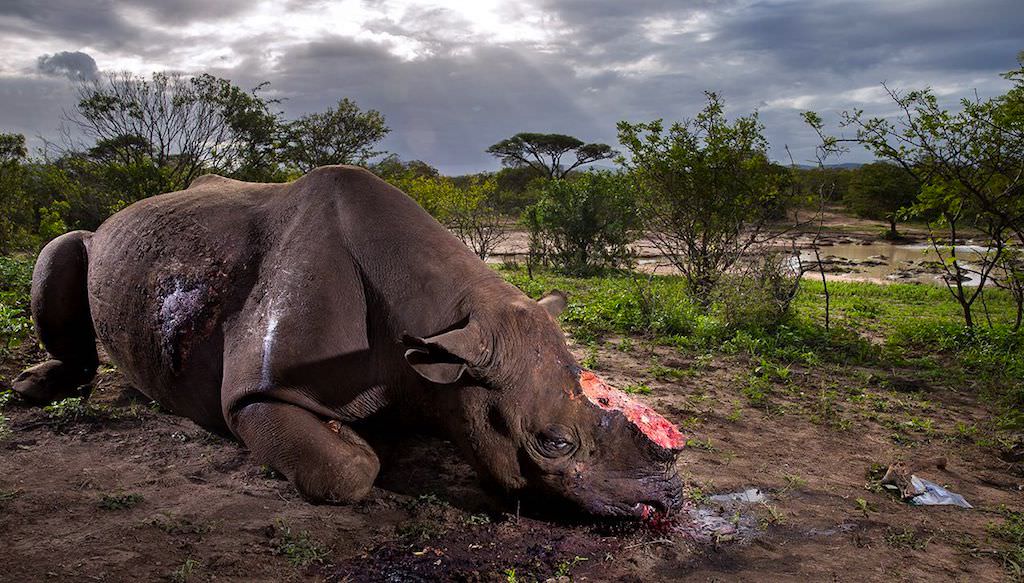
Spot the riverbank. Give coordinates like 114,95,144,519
488,208,994,286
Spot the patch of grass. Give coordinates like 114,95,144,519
580,344,599,369
0,488,22,507
758,502,785,528
272,519,329,567
146,514,212,535
647,363,689,380
855,497,875,518
884,526,932,550
44,397,117,426
684,485,710,504
170,557,202,583
780,473,807,493
685,436,714,451
742,375,772,406
99,492,143,510
987,508,1024,579
554,555,588,578
464,513,491,526
621,382,652,395
0,255,33,352
0,389,12,442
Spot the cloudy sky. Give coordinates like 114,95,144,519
1,0,1022,174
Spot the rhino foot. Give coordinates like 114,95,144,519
12,359,95,404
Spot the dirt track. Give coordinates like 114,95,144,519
1,334,1019,582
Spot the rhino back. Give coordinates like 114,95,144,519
86,178,276,426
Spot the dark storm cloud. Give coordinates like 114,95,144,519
251,36,600,174
0,0,250,51
1,0,1021,172
37,51,99,80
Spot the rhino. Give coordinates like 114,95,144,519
13,165,685,519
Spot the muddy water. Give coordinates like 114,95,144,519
799,242,992,286
486,230,993,286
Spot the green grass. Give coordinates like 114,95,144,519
272,519,329,567
43,397,117,427
170,557,202,583
499,266,1024,432
0,255,33,351
99,492,143,510
988,508,1024,579
0,390,12,442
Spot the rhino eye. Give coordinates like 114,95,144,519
538,426,576,458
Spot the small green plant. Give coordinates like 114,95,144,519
758,502,785,528
647,363,688,380
742,375,772,406
44,397,114,426
555,555,589,577
781,473,807,493
504,567,519,583
99,492,143,510
987,508,1024,579
273,519,329,567
146,514,212,535
855,497,874,518
685,436,714,451
884,527,931,550
726,402,743,422
170,557,202,582
685,486,709,504
0,489,21,507
464,513,491,526
580,345,599,369
902,417,934,435
621,382,652,395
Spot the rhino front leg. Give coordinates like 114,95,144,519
231,401,380,503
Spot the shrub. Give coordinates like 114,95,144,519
714,251,802,332
524,171,639,275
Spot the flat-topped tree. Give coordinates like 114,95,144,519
486,132,616,180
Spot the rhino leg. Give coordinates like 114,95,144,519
231,401,380,503
13,231,98,403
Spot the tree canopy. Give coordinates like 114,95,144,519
619,92,791,299
284,98,389,172
844,162,919,237
486,132,615,180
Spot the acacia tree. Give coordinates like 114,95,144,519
844,161,919,238
283,98,389,172
486,133,615,180
67,71,283,195
618,92,791,301
805,54,1024,328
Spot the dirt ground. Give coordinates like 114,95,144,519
1,330,1021,582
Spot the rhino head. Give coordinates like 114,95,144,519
403,291,685,519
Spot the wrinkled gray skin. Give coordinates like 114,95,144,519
13,166,683,518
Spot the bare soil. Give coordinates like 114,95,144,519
1,333,1020,582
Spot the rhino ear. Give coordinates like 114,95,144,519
538,290,568,318
403,320,488,385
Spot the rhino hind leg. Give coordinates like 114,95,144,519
231,401,380,503
13,231,98,403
